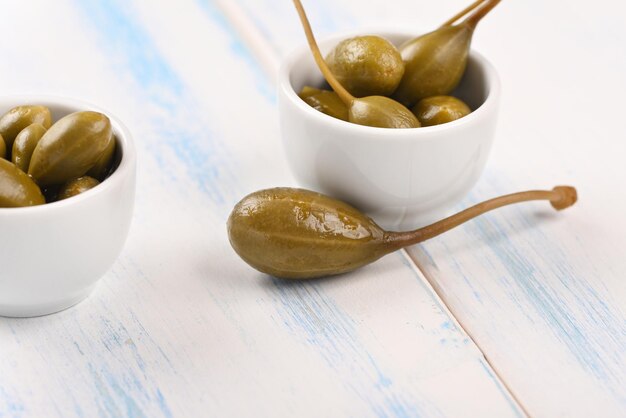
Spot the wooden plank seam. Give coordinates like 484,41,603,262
401,249,532,418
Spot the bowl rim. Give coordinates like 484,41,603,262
0,94,136,214
279,28,501,137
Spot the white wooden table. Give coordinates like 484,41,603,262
1,1,625,417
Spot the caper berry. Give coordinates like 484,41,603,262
0,133,5,160
228,186,577,279
326,35,405,97
411,95,471,126
58,176,100,200
0,105,52,157
12,123,47,172
299,86,349,121
0,158,45,207
28,111,113,187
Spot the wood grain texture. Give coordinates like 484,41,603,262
232,0,626,416
0,0,523,417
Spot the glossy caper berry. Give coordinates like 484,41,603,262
228,188,388,279
12,123,47,172
326,35,405,97
393,0,501,106
411,95,471,126
299,86,349,121
87,135,117,180
28,111,113,187
350,96,421,128
227,186,577,279
57,176,101,200
394,25,473,106
0,105,52,156
0,158,45,207
0,133,5,159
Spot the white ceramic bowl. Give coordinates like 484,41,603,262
279,30,500,231
0,96,136,317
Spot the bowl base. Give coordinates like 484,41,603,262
0,284,97,318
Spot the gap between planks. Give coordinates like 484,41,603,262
212,0,531,416
401,249,532,418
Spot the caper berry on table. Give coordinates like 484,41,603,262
228,186,577,279
0,106,117,208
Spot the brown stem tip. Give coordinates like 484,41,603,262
550,186,578,210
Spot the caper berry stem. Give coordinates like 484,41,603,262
462,0,501,29
292,0,355,106
387,186,577,248
440,0,489,27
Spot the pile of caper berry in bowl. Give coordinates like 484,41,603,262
0,95,136,318
278,0,501,231
0,104,117,207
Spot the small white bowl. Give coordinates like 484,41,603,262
0,95,136,317
279,30,501,231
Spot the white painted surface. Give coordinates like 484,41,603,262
0,1,524,417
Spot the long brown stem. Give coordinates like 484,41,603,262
440,0,489,27
462,0,501,29
292,0,354,106
387,186,577,248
